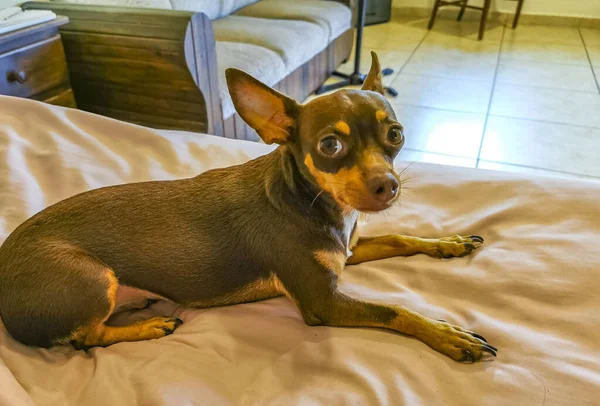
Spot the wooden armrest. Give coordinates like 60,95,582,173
21,2,223,136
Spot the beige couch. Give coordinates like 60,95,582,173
24,0,355,140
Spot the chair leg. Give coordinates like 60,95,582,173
478,0,492,40
457,0,467,21
512,0,524,29
428,0,441,30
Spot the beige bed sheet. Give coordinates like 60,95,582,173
0,96,599,405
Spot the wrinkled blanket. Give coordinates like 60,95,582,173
0,96,599,406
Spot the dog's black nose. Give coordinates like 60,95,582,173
368,174,399,203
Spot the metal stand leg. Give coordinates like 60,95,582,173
315,0,398,97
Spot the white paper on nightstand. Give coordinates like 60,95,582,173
0,7,56,34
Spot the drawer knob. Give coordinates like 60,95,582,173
6,70,27,84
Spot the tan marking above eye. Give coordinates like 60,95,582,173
334,121,351,136
375,110,388,121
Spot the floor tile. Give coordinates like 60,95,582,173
392,104,485,158
504,25,583,46
480,116,600,177
396,149,476,168
593,66,600,84
586,46,600,67
337,49,412,86
427,19,504,42
501,41,590,66
363,21,427,50
302,81,358,102
396,18,432,32
402,48,497,82
496,60,598,92
362,35,423,52
418,35,501,56
477,161,599,181
304,80,400,103
580,28,600,46
366,18,428,34
390,74,492,113
490,84,600,128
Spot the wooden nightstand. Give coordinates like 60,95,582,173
0,16,75,107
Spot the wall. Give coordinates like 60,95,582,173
0,0,23,8
392,0,600,19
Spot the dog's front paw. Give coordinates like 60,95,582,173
431,235,484,258
419,320,497,363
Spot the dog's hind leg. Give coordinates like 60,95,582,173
71,272,182,349
346,234,484,264
0,240,181,348
73,315,182,349
71,273,182,349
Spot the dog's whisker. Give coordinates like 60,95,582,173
398,160,417,176
309,190,324,211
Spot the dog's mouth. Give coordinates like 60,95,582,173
338,186,400,213
347,198,397,213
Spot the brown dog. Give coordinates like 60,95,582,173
0,52,496,362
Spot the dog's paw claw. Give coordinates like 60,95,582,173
422,321,498,363
433,235,484,258
460,350,475,363
481,344,498,357
461,242,477,255
469,331,488,343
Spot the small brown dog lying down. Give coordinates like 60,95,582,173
0,52,496,363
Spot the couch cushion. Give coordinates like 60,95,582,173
235,0,352,41
170,0,260,20
216,41,287,119
213,15,328,73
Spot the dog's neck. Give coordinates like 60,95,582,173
264,147,357,246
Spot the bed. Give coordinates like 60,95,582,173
0,96,599,406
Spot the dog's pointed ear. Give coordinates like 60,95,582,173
226,68,298,145
361,51,385,95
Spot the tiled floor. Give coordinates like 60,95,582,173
313,18,600,180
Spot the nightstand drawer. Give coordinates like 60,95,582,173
0,35,69,99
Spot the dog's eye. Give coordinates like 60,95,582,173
318,136,343,156
387,127,404,146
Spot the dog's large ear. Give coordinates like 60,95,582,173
361,51,385,95
226,68,298,145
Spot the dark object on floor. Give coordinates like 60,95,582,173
316,0,398,97
427,0,525,41
365,0,392,26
